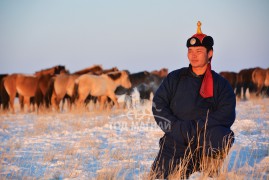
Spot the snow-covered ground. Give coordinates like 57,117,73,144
0,96,269,179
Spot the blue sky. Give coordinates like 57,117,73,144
0,0,268,74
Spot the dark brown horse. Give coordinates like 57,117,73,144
236,68,257,99
35,65,67,76
219,71,237,91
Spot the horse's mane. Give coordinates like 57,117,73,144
107,71,122,80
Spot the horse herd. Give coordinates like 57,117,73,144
0,65,168,113
1,65,268,113
219,67,269,99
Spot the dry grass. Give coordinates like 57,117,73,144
96,166,122,180
1,99,269,179
43,151,56,163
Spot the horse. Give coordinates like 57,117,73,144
3,74,39,113
252,67,268,96
49,74,79,111
35,74,55,109
135,73,165,104
83,67,120,107
72,65,103,75
116,70,167,105
75,70,131,110
0,74,9,110
114,71,151,106
49,68,119,111
219,71,237,91
151,68,168,78
236,68,257,100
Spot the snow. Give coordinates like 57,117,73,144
0,97,269,179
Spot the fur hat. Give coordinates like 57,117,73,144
186,21,214,51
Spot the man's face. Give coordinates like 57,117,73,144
187,46,212,68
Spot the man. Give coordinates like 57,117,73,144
150,21,236,179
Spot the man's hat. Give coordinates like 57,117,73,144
186,21,214,50
187,21,214,98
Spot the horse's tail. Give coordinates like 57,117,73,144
0,76,10,110
252,69,257,85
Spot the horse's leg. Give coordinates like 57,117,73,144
76,94,87,110
56,96,62,112
108,94,119,109
51,91,59,111
70,93,76,111
30,97,36,112
19,95,24,112
9,94,16,114
235,84,242,99
93,96,98,111
107,97,114,110
124,91,132,109
67,97,72,111
99,96,107,110
61,96,66,111
256,84,263,97
24,96,31,113
243,83,247,100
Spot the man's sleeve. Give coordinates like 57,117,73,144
152,73,180,132
199,79,236,129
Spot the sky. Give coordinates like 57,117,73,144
0,0,268,74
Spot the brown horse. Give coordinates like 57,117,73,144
219,71,237,91
75,70,132,110
252,67,268,96
3,74,39,113
34,74,55,108
49,74,79,111
72,65,103,75
236,68,257,99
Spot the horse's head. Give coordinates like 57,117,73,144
55,65,66,75
120,71,132,89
